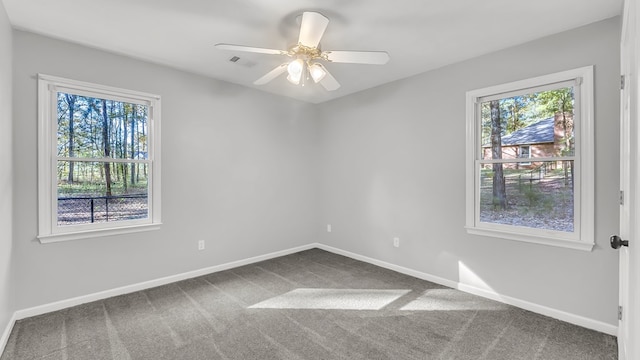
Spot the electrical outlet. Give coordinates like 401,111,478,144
393,237,400,248
198,240,205,251
327,224,332,232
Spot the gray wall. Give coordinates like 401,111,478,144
0,0,13,337
9,16,620,328
12,31,321,309
318,17,621,326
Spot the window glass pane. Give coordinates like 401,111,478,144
57,92,148,160
480,86,574,160
478,160,574,232
57,161,149,226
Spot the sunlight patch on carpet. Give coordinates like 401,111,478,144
400,289,508,311
249,288,411,310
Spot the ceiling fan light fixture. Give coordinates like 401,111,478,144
309,63,326,83
287,58,304,77
287,72,302,85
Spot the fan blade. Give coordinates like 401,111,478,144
254,63,289,85
317,64,340,91
215,43,287,56
298,12,329,48
323,50,390,64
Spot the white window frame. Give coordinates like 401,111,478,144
37,74,162,243
465,66,594,251
518,145,532,165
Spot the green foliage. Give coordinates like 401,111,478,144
536,87,574,119
522,187,541,207
480,86,575,146
56,92,150,196
57,93,149,161
520,187,555,216
58,179,148,197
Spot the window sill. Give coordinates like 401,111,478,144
38,223,162,244
465,226,594,251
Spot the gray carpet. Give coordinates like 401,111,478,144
1,249,617,359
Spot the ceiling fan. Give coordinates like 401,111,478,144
215,11,390,91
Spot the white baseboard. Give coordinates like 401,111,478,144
315,243,460,289
316,243,618,336
7,241,617,348
455,282,618,336
14,243,316,321
0,312,17,356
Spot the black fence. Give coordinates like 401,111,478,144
57,194,148,225
481,161,574,189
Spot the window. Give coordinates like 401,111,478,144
465,67,594,251
518,145,531,165
38,74,161,242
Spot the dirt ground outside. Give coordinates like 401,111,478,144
57,195,148,225
479,169,574,232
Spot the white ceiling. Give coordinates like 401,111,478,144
2,0,623,104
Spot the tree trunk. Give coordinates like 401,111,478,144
560,108,570,186
122,106,128,192
102,99,112,197
130,104,136,185
570,160,574,190
65,94,77,183
562,111,570,148
490,100,507,210
142,116,147,178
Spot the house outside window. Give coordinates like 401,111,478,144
38,74,162,242
465,67,594,251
